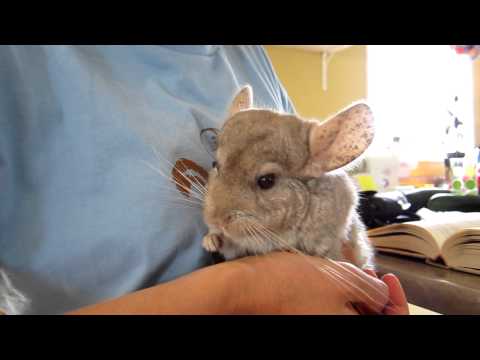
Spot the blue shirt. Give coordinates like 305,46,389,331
0,45,294,314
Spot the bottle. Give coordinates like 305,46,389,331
364,138,400,192
450,154,465,194
391,136,417,182
476,147,480,194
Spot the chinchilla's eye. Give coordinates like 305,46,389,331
257,174,276,190
212,161,218,169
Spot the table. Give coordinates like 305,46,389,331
375,253,480,315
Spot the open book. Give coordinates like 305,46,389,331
368,208,480,275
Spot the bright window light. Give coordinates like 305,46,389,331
367,45,474,162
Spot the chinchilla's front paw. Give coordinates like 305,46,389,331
202,233,223,252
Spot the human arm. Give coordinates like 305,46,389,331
67,251,390,315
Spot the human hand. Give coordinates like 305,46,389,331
233,252,390,315
363,269,409,315
341,242,409,315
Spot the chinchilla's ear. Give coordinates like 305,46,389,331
303,102,374,176
228,85,253,117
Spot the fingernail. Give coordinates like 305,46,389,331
382,273,396,280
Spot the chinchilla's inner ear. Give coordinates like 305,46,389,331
228,85,253,117
303,102,374,176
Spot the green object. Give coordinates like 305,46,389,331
452,178,463,191
465,178,476,190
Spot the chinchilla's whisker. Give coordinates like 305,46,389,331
141,167,204,210
142,159,181,186
321,257,388,298
151,171,204,203
142,160,204,202
249,225,284,253
155,194,203,208
150,188,203,208
146,145,207,199
181,169,207,197
245,224,267,257
163,201,201,210
252,223,296,253
316,256,389,304
244,225,262,257
249,223,296,256
174,169,207,199
184,175,207,197
168,161,207,198
147,178,202,200
244,225,255,246
149,145,207,197
251,222,388,309
151,183,204,205
315,264,392,312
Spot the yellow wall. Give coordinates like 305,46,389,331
264,45,367,120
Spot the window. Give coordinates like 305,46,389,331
367,45,474,162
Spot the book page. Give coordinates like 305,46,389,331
373,234,435,258
375,247,428,259
442,235,480,269
418,209,480,249
368,209,480,257
370,209,480,244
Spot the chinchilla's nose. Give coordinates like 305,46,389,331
205,202,228,227
204,181,243,227
207,210,235,230
224,213,234,224
212,213,234,228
